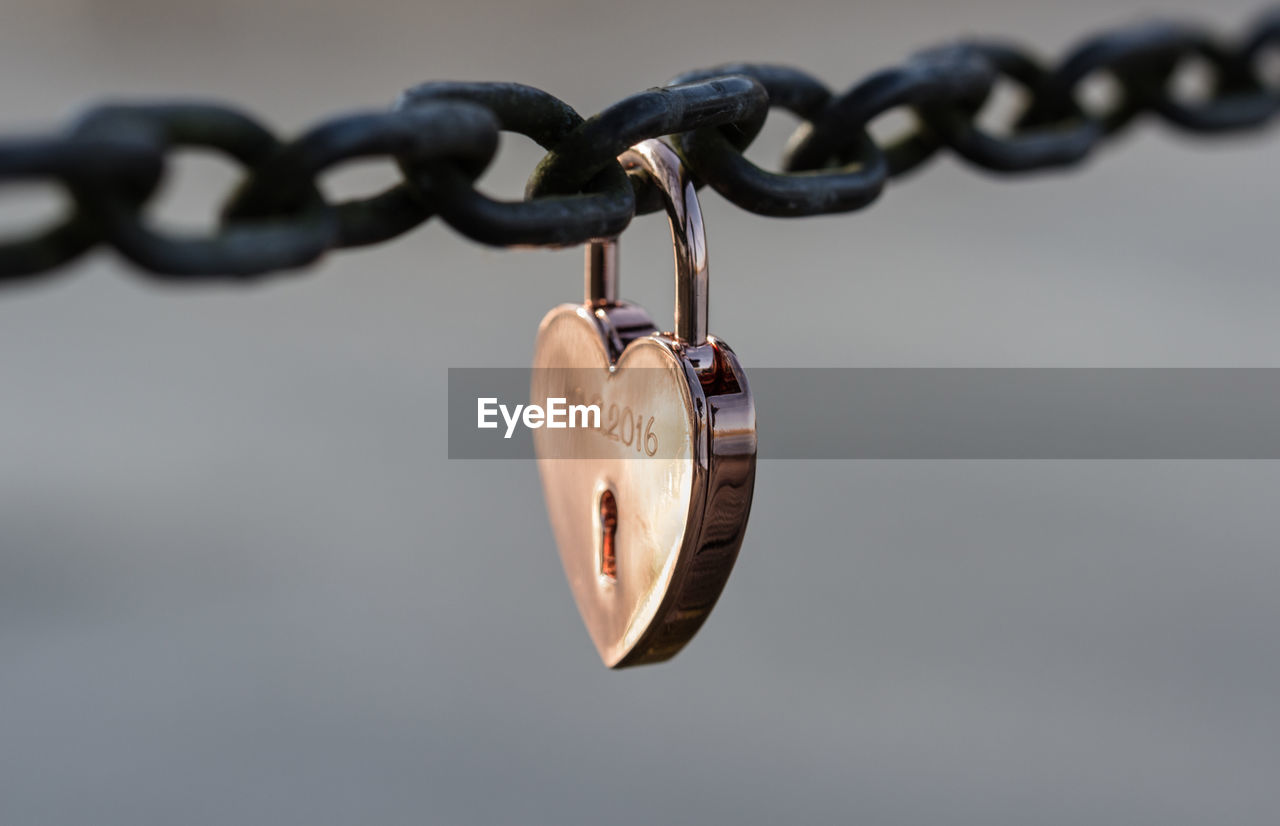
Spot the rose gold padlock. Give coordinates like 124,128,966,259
531,139,756,668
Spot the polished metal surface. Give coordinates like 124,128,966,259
533,139,756,668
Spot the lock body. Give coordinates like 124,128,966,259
532,300,755,667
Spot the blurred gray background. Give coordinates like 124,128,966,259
3,0,1280,824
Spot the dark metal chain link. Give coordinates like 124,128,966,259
3,9,1280,283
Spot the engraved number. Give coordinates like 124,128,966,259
620,406,634,446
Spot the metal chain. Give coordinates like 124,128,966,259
2,10,1280,282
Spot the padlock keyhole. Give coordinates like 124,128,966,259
599,489,618,581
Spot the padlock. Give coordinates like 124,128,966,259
531,139,757,668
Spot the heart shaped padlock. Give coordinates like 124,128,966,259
531,139,756,668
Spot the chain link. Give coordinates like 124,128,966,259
2,10,1279,281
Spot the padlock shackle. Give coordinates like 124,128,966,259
585,241,619,307
585,139,708,347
